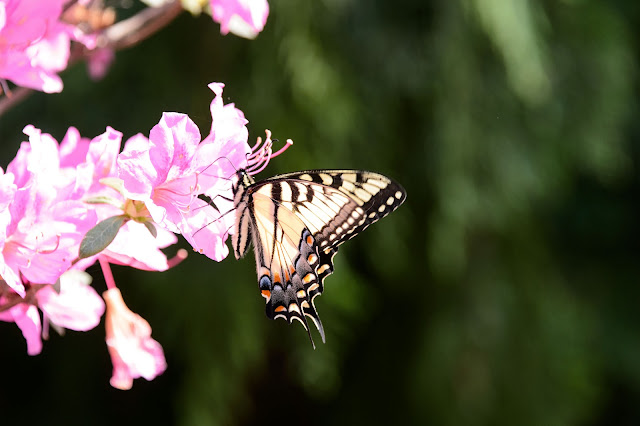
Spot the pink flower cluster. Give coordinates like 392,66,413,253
0,82,287,389
0,0,269,94
0,0,97,93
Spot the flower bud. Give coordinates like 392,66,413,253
103,288,166,390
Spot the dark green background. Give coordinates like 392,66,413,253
1,1,639,425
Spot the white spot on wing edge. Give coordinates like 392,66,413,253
354,188,372,203
367,178,388,189
341,180,356,192
362,182,382,194
319,173,333,185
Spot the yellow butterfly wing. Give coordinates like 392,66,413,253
232,170,406,346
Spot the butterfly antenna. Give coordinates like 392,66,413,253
221,222,234,243
199,156,239,178
192,208,236,237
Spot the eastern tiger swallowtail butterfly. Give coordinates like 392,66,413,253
231,167,406,347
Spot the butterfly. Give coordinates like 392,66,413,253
231,168,406,347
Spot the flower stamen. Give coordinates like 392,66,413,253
246,130,293,177
37,234,61,255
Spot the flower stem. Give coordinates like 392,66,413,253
99,257,117,290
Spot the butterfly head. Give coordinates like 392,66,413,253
234,168,256,192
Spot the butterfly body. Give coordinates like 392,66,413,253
231,169,406,346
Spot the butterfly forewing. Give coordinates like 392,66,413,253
265,170,407,249
232,169,406,346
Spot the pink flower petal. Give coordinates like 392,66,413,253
87,47,114,80
148,113,201,183
102,221,177,271
117,134,157,200
0,0,72,92
36,270,105,331
198,82,250,190
0,303,43,356
210,0,269,38
59,127,91,168
177,198,230,261
2,125,98,290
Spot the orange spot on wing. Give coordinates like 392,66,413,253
306,235,314,245
297,290,306,298
275,306,286,313
307,254,318,264
273,272,281,283
261,290,271,300
302,273,315,284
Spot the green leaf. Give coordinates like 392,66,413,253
99,177,126,195
143,221,158,238
84,195,124,208
78,215,128,259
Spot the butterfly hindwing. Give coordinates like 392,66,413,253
244,189,326,346
232,169,406,346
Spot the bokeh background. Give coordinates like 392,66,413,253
1,0,639,425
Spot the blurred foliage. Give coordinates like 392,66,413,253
1,0,639,425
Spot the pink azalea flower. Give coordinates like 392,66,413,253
103,287,166,390
116,115,203,224
36,269,104,331
2,126,96,296
117,82,292,261
210,0,269,39
54,126,179,272
0,269,104,355
0,0,72,93
117,106,244,261
1,124,177,297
